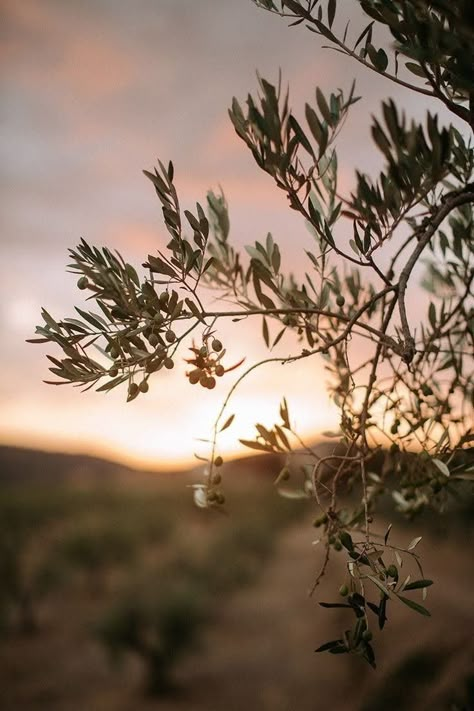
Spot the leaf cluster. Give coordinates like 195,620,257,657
31,0,474,669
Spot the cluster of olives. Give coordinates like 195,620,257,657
107,326,177,397
206,456,226,505
127,380,149,398
185,338,225,390
103,289,185,399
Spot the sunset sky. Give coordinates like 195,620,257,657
0,0,453,469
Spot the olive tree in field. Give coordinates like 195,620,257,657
31,0,473,667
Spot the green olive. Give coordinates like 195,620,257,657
111,307,124,319
148,333,159,347
212,339,223,352
165,330,176,343
313,514,327,528
139,380,149,393
146,359,161,373
128,382,139,397
336,295,345,307
164,358,174,370
339,584,349,597
77,276,89,290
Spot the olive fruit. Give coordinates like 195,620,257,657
146,359,161,373
212,338,223,352
362,630,373,642
313,514,327,528
339,584,349,597
206,376,216,389
386,564,398,578
215,364,225,377
139,380,149,393
188,369,201,385
164,357,174,369
148,333,159,347
111,307,125,319
214,456,223,467
165,330,176,343
77,276,89,290
110,346,120,359
336,295,345,307
109,367,118,378
128,382,139,397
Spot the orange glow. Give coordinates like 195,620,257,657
0,351,339,470
1,1,418,468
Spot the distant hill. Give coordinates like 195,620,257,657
0,444,284,489
0,445,150,487
0,440,346,489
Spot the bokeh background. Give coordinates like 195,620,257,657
1,4,474,710
0,0,438,469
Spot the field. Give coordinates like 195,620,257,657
0,446,473,710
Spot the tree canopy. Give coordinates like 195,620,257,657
31,0,473,667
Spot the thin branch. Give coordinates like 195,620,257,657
397,186,474,363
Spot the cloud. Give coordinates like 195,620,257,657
1,0,430,466
2,1,136,99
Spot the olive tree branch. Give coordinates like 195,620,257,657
420,61,472,128
197,285,397,350
397,186,474,363
281,3,436,100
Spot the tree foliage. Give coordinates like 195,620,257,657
31,0,473,667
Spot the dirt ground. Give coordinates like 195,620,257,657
1,510,473,711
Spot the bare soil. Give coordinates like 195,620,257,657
1,512,473,711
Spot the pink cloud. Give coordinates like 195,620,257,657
2,0,136,101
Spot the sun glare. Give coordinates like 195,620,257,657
0,356,339,470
